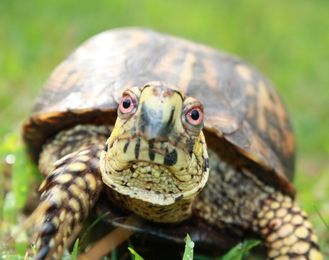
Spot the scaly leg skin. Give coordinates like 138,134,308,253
254,193,323,260
34,145,102,259
26,125,110,259
193,149,323,260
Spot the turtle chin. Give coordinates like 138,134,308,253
100,137,209,223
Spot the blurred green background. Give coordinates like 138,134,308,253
0,0,328,257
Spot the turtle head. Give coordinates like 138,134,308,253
101,82,209,222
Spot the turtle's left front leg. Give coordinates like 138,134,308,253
193,153,323,260
253,192,323,259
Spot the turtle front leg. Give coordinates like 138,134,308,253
24,125,111,259
31,144,103,259
193,151,323,260
254,192,323,260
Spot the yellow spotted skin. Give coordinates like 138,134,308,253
34,148,101,259
255,194,322,260
27,125,109,259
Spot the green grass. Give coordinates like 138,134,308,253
0,0,328,258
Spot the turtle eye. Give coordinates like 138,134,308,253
119,94,135,114
186,106,203,126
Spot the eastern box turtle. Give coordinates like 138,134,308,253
22,28,322,259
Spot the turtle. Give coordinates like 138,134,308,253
22,27,323,259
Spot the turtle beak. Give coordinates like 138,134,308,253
137,85,183,141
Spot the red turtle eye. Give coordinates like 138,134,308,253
186,106,203,126
119,94,135,114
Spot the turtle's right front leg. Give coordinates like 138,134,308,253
24,125,110,259
32,144,103,259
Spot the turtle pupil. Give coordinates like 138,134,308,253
122,99,131,109
191,109,199,120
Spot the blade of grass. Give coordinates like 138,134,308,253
128,247,144,260
62,239,79,260
79,212,110,244
183,234,194,260
221,240,261,260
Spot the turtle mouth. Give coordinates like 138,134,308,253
101,159,187,206
106,160,184,194
100,136,205,204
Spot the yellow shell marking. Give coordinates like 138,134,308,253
178,52,196,94
235,64,253,82
201,58,218,89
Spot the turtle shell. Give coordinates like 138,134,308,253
22,27,295,196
